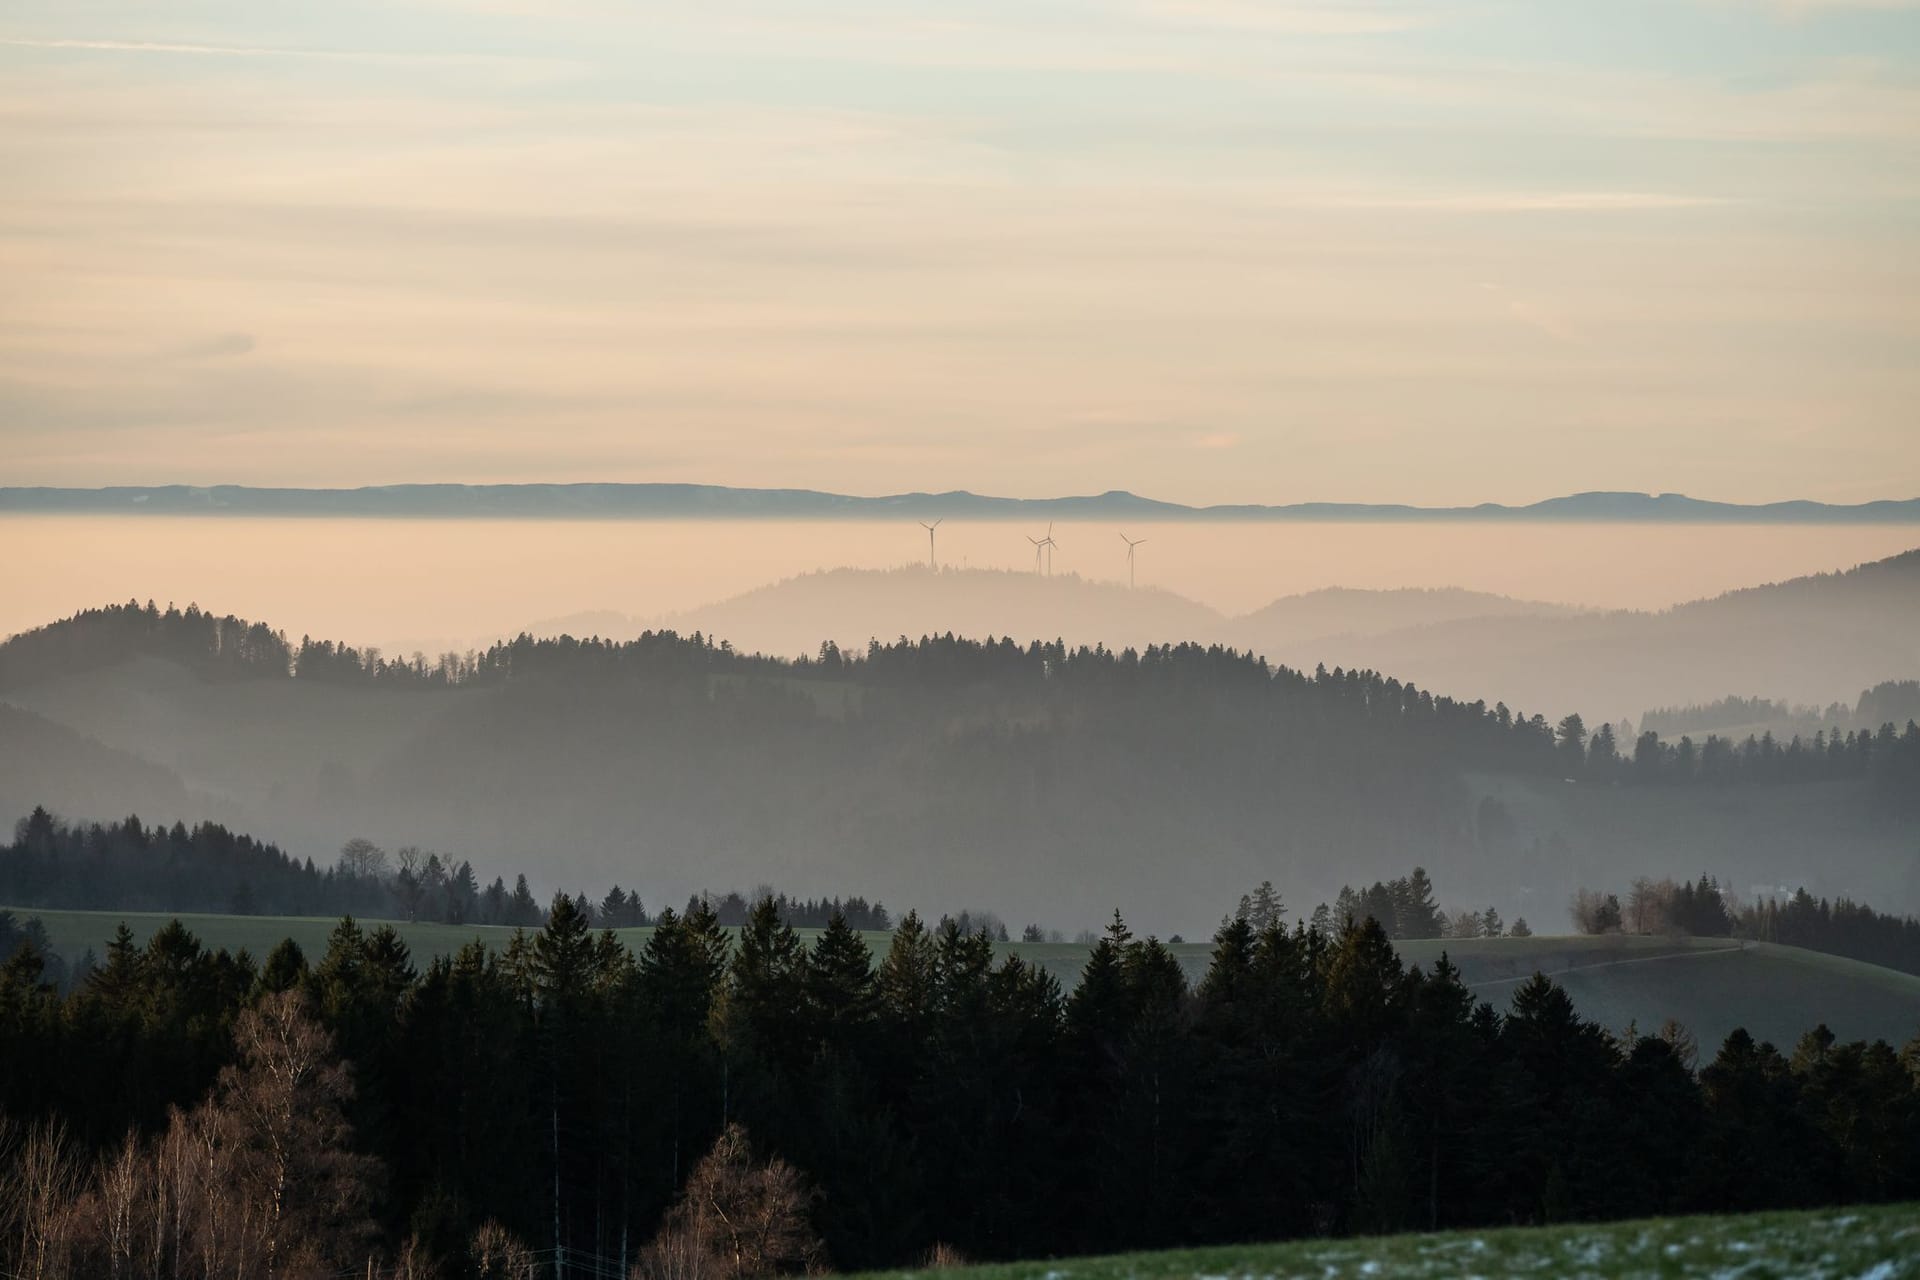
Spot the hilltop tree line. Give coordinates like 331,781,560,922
1571,874,1920,979
1527,710,1919,811
6,899,1920,1278
1236,871,1531,943
2,809,889,934
6,602,1916,817
1570,876,1739,940
1745,891,1920,978
1639,681,1920,739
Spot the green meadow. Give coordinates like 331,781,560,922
852,1202,1920,1280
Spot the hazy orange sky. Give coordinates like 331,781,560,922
3,1,1918,505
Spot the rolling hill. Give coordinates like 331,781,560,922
1329,548,1920,721
1038,933,1920,1053
530,574,1573,666
665,566,1228,659
1223,585,1579,658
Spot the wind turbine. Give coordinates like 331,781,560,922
1043,523,1058,576
1120,532,1147,589
1027,534,1046,575
919,519,942,570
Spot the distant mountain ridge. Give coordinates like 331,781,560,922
1325,549,1920,719
530,551,1918,719
5,484,1918,522
626,571,1573,664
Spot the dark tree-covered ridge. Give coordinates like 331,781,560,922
1,808,893,932
6,601,1916,796
4,601,1917,932
3,902,1920,1275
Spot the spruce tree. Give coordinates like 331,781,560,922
85,923,143,1009
509,874,541,927
1322,916,1407,1043
1249,880,1284,932
1401,867,1444,939
877,910,936,1036
721,896,809,1076
532,893,597,1010
1195,914,1256,1009
807,910,878,1052
260,937,308,993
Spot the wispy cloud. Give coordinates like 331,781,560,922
1138,1,1432,34
0,36,568,68
1708,0,1920,11
4,37,333,57
1311,191,1731,212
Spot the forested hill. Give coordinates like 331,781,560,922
3,602,1917,932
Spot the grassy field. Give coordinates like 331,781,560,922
1005,933,1920,1052
12,907,1920,1052
851,1202,1920,1280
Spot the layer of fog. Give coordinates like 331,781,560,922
6,515,1917,657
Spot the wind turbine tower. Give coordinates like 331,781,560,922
919,519,942,570
1120,533,1147,589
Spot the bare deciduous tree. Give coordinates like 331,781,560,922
0,991,380,1280
337,837,390,881
4,1118,82,1280
220,989,379,1277
1569,888,1622,934
632,1123,820,1280
470,1219,539,1280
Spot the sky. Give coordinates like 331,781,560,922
1,0,1917,506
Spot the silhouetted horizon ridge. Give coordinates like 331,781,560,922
5,484,1919,522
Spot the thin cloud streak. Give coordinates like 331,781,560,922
1137,0,1434,34
0,36,566,67
1302,191,1732,213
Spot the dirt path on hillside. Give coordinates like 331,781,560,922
1466,940,1750,989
